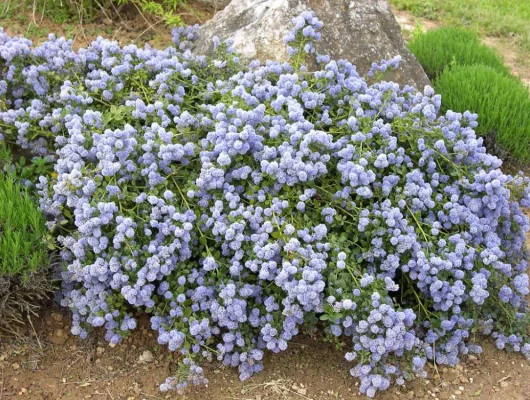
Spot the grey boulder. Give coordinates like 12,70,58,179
193,0,430,90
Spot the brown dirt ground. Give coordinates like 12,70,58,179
1,308,530,400
2,5,530,400
0,0,218,50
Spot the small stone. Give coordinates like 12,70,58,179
297,388,307,396
107,366,113,371
138,350,154,363
406,391,415,399
48,328,68,345
12,363,20,370
109,342,117,348
96,347,105,355
458,386,464,391
454,391,462,395
51,312,64,322
500,381,509,388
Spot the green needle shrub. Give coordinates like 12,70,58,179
0,169,52,333
435,65,530,160
409,27,510,78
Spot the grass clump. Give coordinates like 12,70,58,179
408,27,510,78
0,174,48,276
0,159,52,333
435,64,530,160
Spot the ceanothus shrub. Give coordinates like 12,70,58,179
1,12,530,398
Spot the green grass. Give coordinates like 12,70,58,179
435,65,530,160
390,0,530,48
0,172,49,277
408,27,510,78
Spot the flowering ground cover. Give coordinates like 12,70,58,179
1,10,530,398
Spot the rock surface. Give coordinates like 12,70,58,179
193,0,430,89
138,350,154,363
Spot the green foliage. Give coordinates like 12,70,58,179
435,65,530,160
0,144,53,184
128,0,184,26
408,27,510,78
0,172,49,276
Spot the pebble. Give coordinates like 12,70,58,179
138,350,154,363
48,328,68,345
500,381,509,388
297,388,307,395
51,312,64,322
96,347,105,355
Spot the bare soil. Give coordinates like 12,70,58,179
2,5,530,400
1,311,530,400
0,1,217,50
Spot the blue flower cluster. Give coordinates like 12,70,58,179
2,11,530,398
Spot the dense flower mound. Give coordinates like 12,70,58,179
2,12,530,398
